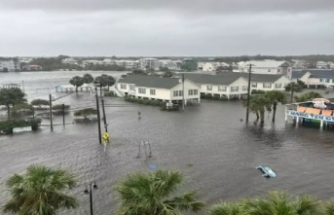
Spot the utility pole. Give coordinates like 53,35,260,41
101,98,107,132
290,82,295,103
62,103,65,126
49,94,53,131
95,88,102,144
245,64,254,123
182,74,185,111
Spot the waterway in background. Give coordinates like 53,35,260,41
1,71,334,215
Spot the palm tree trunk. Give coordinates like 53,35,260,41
272,102,277,122
76,86,78,94
260,110,265,126
7,105,11,121
256,111,259,121
100,86,102,96
290,84,294,103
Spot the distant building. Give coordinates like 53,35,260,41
62,58,78,65
202,62,229,72
292,69,334,88
115,60,139,69
139,58,159,70
158,60,180,70
19,57,33,64
81,60,104,67
0,59,20,71
22,64,43,71
237,60,292,77
291,59,310,69
316,61,329,69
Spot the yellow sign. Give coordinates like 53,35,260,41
102,132,109,145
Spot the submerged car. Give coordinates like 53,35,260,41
257,165,276,178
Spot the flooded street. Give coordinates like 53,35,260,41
1,71,334,214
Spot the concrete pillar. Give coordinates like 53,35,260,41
320,120,324,130
296,117,299,127
284,106,288,122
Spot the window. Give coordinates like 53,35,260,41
242,86,248,91
218,86,226,92
194,89,198,95
263,83,272,88
268,69,271,72
320,79,323,82
326,79,330,83
173,90,183,97
207,85,212,91
251,83,257,88
120,84,127,89
150,89,156,95
230,86,239,92
188,89,195,95
130,85,135,90
275,83,282,88
138,88,146,94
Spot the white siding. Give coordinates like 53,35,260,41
171,80,200,100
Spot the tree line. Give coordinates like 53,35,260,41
2,165,334,215
69,73,116,93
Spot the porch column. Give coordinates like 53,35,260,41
284,106,288,122
296,117,299,127
320,120,324,130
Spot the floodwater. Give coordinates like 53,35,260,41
1,71,334,215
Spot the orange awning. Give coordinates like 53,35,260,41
322,110,333,116
304,108,321,114
297,106,306,112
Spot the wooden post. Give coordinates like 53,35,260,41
182,74,185,111
246,64,253,123
101,98,107,132
49,94,53,131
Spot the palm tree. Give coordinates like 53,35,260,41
0,87,27,121
321,200,334,215
285,82,303,103
69,76,84,93
83,73,94,84
265,90,286,122
3,165,78,215
209,202,242,215
242,191,319,215
245,94,271,125
295,91,323,102
114,169,204,215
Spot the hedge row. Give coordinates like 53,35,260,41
200,94,229,101
124,96,164,106
0,119,42,134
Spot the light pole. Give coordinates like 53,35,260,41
84,182,98,215
245,64,255,123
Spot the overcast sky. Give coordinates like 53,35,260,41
1,0,334,57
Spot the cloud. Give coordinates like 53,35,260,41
1,0,334,14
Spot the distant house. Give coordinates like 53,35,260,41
316,61,329,69
117,75,200,103
158,60,180,70
0,59,20,71
237,60,292,77
292,69,334,88
244,73,291,92
202,62,229,72
61,58,78,65
22,64,43,71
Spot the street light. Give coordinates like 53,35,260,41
84,182,98,215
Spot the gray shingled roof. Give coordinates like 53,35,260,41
181,72,284,85
181,73,244,85
118,75,180,89
292,69,334,79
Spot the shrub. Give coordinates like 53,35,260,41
53,104,70,110
12,103,33,113
74,108,97,117
252,90,265,95
213,94,220,100
104,91,116,97
0,119,42,134
220,97,228,101
31,99,50,106
206,94,213,99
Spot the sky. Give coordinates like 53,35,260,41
0,0,334,57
